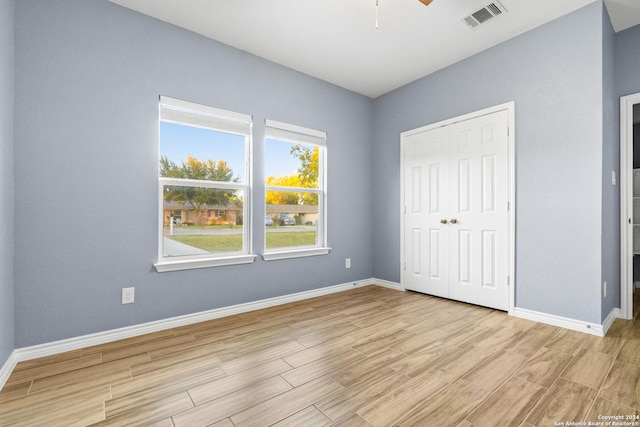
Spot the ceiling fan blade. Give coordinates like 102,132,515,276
418,0,433,5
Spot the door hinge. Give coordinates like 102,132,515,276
507,201,510,211
404,206,407,214
507,275,510,286
403,262,407,270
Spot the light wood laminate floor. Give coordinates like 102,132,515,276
2,285,640,426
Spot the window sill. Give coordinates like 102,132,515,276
155,254,257,272
262,247,331,261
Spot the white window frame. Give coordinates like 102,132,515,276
155,96,256,272
263,119,330,261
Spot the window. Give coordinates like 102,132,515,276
155,96,255,272
263,120,329,260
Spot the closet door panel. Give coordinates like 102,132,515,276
449,111,509,310
403,129,449,298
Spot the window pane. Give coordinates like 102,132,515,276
163,185,244,257
265,139,319,188
265,191,318,250
160,122,246,183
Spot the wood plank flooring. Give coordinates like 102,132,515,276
2,285,640,426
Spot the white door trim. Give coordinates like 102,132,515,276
400,101,516,314
620,93,640,320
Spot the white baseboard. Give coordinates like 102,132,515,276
0,350,18,391
2,278,393,387
370,278,404,291
511,307,606,336
602,307,622,335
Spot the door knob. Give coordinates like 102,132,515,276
440,219,448,224
450,218,458,224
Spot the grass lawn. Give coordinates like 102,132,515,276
168,231,317,252
266,232,317,249
168,235,242,252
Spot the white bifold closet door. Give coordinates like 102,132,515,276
403,110,509,311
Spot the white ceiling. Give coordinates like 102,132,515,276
606,0,640,32
110,0,640,99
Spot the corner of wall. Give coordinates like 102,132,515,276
0,0,16,368
601,0,621,322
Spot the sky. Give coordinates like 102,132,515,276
160,122,301,182
264,138,301,178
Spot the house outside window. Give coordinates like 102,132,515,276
155,96,255,272
263,119,330,260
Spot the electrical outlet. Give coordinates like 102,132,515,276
345,258,351,269
122,287,135,304
604,281,607,298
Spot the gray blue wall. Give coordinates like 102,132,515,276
0,0,15,366
13,0,373,347
601,3,619,321
616,23,640,98
616,22,640,319
372,2,605,324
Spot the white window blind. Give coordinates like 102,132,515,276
264,119,326,146
160,96,251,136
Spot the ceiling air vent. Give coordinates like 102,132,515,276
461,1,507,30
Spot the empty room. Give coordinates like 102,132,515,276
2,0,640,425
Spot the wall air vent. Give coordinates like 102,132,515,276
461,1,507,30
